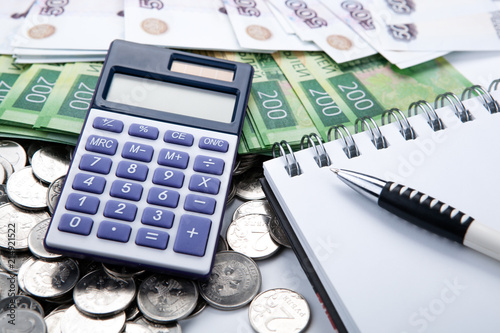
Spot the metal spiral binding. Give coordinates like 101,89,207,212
381,108,416,140
488,79,500,92
434,92,471,123
355,116,388,149
461,84,499,114
272,140,301,177
300,133,331,168
327,125,360,158
408,100,444,131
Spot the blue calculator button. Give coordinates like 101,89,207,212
116,161,149,181
103,200,138,221
85,135,118,155
164,130,194,147
97,221,131,243
184,194,216,215
136,228,169,250
122,142,154,162
72,173,106,194
142,207,174,229
79,154,112,174
189,174,220,195
109,180,143,201
147,187,180,208
129,123,159,140
173,214,212,257
152,168,184,188
158,149,189,169
66,193,100,215
193,155,225,175
199,137,229,153
93,117,124,133
58,214,93,236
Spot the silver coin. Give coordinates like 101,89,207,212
31,146,71,184
47,176,65,214
184,296,207,319
17,256,36,294
60,305,126,333
0,295,44,317
249,288,311,333
44,309,66,333
0,309,46,333
23,258,79,298
269,216,291,248
235,170,266,200
0,271,18,299
124,323,154,333
28,219,62,260
0,249,33,274
6,166,48,210
0,156,14,181
232,199,274,220
133,316,182,333
0,203,50,251
0,140,27,172
137,274,198,323
198,251,261,310
73,269,136,317
226,214,280,260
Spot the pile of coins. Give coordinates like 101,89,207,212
0,140,311,333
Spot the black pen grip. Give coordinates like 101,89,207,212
378,182,474,243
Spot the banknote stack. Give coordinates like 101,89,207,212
0,139,312,332
1,0,500,68
0,50,474,153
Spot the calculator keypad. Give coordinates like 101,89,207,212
46,109,237,277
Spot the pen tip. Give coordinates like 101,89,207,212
330,167,340,174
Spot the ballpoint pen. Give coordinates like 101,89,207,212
332,168,500,262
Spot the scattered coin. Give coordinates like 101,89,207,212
226,214,280,260
28,219,63,260
6,166,49,210
269,216,291,248
0,185,9,206
217,235,229,252
47,175,65,214
23,258,79,299
60,305,126,333
249,288,311,333
0,309,46,333
198,251,261,310
137,274,198,323
17,256,36,293
235,169,266,200
31,145,71,183
73,269,136,317
0,140,27,171
102,262,146,279
232,199,273,220
0,203,50,251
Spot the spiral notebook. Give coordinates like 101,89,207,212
262,83,500,333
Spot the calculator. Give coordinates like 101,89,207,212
44,40,254,278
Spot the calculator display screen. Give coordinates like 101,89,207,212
106,73,236,123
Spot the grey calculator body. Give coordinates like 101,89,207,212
44,40,253,278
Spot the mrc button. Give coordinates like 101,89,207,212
85,135,118,155
199,136,229,153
